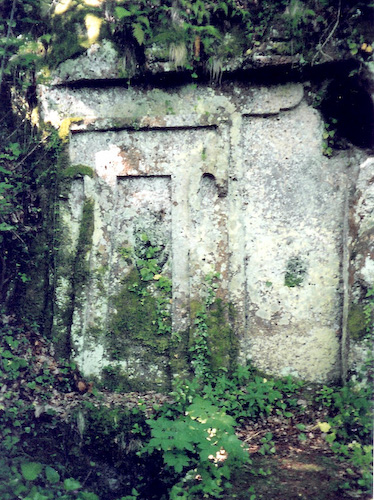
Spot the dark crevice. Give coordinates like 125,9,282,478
321,75,374,149
53,59,360,90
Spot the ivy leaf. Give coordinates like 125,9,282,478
21,462,43,481
140,268,153,281
39,34,52,44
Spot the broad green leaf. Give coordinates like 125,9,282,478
218,2,228,15
25,492,48,500
45,466,60,484
39,34,52,43
0,165,11,174
21,462,43,481
318,421,331,433
133,23,145,45
64,478,82,491
79,492,100,500
114,6,132,19
138,15,150,29
163,451,190,473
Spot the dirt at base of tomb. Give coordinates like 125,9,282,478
1,314,372,500
223,414,373,500
225,450,371,500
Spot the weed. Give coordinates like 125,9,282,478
143,396,249,499
322,119,337,157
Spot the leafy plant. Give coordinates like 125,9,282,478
200,366,301,423
143,396,249,499
316,376,373,493
322,119,337,157
258,432,276,455
189,272,221,381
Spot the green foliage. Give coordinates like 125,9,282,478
143,396,249,499
200,366,302,423
0,0,50,90
107,234,172,370
0,457,100,500
348,303,367,341
0,320,102,500
322,119,337,157
189,273,236,381
1,308,372,499
21,462,43,481
258,432,276,455
1,0,373,89
140,365,305,498
0,119,64,329
316,375,373,493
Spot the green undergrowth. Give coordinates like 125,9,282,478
104,241,237,391
1,0,373,91
0,120,65,334
315,372,373,493
2,279,373,499
2,309,372,499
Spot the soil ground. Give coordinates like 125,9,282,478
225,412,373,500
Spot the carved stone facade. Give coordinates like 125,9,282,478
38,59,373,386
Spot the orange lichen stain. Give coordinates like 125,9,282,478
118,148,143,175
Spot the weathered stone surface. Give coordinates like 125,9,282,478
39,77,370,385
352,157,374,290
51,41,125,84
348,156,374,372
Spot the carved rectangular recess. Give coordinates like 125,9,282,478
111,175,172,289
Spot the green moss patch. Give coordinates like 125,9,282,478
190,298,237,375
106,268,169,360
62,164,94,179
206,299,237,373
348,303,367,341
101,364,156,392
55,198,95,359
284,257,307,288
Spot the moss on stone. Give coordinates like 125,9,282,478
101,364,159,392
189,298,237,375
56,198,95,359
74,198,95,281
206,299,238,373
101,365,141,392
348,303,368,341
106,268,169,360
48,4,105,68
284,257,307,288
62,164,94,178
